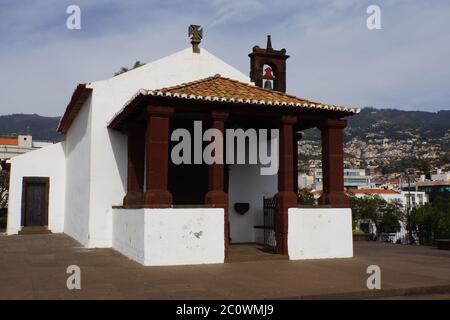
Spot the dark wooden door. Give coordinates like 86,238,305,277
22,177,49,227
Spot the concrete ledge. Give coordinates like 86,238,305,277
288,208,353,260
112,208,225,266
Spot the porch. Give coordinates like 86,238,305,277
107,75,356,264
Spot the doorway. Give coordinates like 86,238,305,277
21,177,49,228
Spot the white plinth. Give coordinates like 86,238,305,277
112,208,225,266
288,208,353,260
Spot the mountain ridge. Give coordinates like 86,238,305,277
1,107,449,148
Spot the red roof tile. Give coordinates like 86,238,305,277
144,75,359,113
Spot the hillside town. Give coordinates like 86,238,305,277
299,128,450,174
297,126,450,245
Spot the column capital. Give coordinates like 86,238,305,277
210,111,229,121
280,115,297,125
146,105,174,117
319,118,347,130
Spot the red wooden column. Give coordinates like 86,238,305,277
123,124,145,206
318,118,350,208
143,106,174,207
293,130,302,194
204,111,229,255
275,115,298,255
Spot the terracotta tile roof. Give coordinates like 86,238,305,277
347,189,400,195
0,136,18,146
138,75,360,114
312,189,400,195
57,84,92,134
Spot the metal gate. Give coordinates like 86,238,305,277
263,197,277,252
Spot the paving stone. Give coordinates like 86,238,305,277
0,234,449,299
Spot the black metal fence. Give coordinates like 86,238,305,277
263,197,277,252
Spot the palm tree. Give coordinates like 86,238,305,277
114,60,145,76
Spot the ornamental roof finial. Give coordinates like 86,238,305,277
188,25,203,53
266,35,273,51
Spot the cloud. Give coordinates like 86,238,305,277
0,0,449,116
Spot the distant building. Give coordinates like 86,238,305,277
0,135,53,160
310,188,427,244
431,169,450,182
348,189,427,208
311,188,427,208
312,168,373,190
349,189,427,244
402,181,450,203
298,173,314,189
401,169,450,202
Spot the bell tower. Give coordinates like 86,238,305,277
249,35,289,93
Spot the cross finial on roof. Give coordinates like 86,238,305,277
188,25,203,53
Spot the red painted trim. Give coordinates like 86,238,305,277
204,111,230,257
57,84,92,134
123,124,146,206
275,115,298,255
143,106,174,207
318,118,350,208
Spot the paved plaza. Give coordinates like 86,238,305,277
1,233,449,299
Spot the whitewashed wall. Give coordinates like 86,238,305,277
7,142,66,234
113,208,225,266
63,95,93,246
85,47,251,248
288,208,353,260
228,163,277,243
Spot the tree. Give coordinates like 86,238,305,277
379,199,403,233
350,194,404,238
114,60,145,76
0,169,9,210
412,197,450,245
298,188,315,205
0,168,9,229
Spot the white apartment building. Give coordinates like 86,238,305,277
312,168,373,190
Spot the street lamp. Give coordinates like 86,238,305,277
405,169,415,245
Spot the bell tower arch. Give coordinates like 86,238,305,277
249,35,290,93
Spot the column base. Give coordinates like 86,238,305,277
204,190,228,207
143,190,172,207
123,191,143,206
275,191,298,255
319,191,350,208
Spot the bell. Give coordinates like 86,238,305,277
264,80,273,90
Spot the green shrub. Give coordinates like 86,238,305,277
412,196,450,245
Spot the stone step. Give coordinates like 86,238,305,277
19,226,52,235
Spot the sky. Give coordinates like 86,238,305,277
0,0,449,116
